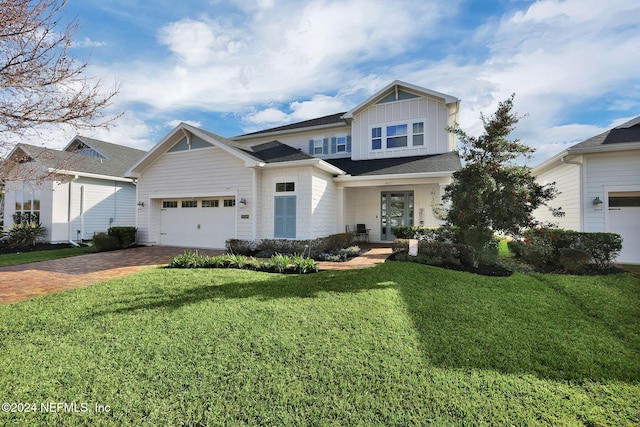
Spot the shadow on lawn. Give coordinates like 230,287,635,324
91,263,640,384
90,268,396,316
397,268,640,383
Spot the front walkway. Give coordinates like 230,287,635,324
0,245,392,305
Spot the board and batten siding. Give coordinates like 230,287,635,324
136,146,253,245
351,97,450,161
534,161,581,230
584,150,640,232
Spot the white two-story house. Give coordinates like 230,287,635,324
126,81,461,248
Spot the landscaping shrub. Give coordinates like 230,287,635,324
507,239,526,257
558,248,591,274
168,250,319,274
392,226,452,242
93,232,121,252
226,233,356,261
516,228,623,271
108,226,137,248
7,221,46,247
393,239,477,267
454,227,499,266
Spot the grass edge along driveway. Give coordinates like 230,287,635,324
0,262,638,426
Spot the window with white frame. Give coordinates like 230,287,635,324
313,139,324,155
14,182,41,223
336,136,347,152
223,199,235,207
372,127,382,150
371,120,426,150
412,122,424,146
276,182,295,192
162,201,178,208
182,200,198,208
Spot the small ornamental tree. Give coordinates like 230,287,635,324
443,94,562,251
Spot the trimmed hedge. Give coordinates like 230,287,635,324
393,239,477,267
510,228,622,271
108,226,137,248
168,250,319,274
226,233,355,259
93,232,121,252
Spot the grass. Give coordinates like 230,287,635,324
0,246,96,267
0,263,639,425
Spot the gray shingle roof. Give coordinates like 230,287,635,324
570,115,640,150
17,138,146,177
244,140,315,163
235,112,348,137
325,152,461,176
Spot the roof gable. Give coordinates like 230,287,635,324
343,80,459,119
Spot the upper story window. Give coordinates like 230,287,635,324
372,128,382,150
336,136,348,152
313,139,324,155
413,122,424,146
371,121,425,151
386,124,408,148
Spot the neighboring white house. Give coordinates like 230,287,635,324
126,80,461,249
1,136,146,244
533,116,640,263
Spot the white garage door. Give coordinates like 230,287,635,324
608,192,640,264
160,198,236,249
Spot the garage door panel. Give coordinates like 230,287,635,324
160,199,235,248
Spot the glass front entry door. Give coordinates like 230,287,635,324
380,191,414,241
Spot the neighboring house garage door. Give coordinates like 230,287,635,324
608,192,640,264
160,198,236,248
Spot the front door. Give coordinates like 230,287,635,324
380,191,414,241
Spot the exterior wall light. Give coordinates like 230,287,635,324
239,198,247,206
592,197,603,209
137,201,145,207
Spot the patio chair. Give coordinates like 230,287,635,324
355,224,370,243
346,225,358,242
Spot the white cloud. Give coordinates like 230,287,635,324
165,119,203,129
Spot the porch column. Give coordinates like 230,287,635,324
337,186,345,234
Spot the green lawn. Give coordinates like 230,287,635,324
0,246,96,267
0,262,639,426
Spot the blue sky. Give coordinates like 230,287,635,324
45,0,640,164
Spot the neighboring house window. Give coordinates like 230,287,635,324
387,124,408,148
372,127,382,150
162,201,178,208
413,122,424,146
276,182,295,192
274,196,296,238
202,200,219,207
224,199,235,207
182,200,198,208
14,182,40,223
308,138,329,155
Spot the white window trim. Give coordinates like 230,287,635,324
369,118,427,152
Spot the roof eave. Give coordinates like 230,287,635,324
567,141,640,155
49,168,135,183
260,158,345,175
334,170,456,182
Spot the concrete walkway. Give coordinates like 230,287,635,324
0,245,392,305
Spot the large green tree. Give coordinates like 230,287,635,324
443,95,562,239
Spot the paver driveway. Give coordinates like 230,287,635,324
0,245,392,305
0,246,224,305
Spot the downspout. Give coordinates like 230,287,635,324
80,185,85,242
68,176,79,247
561,154,584,231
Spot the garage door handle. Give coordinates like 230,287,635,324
608,208,621,211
